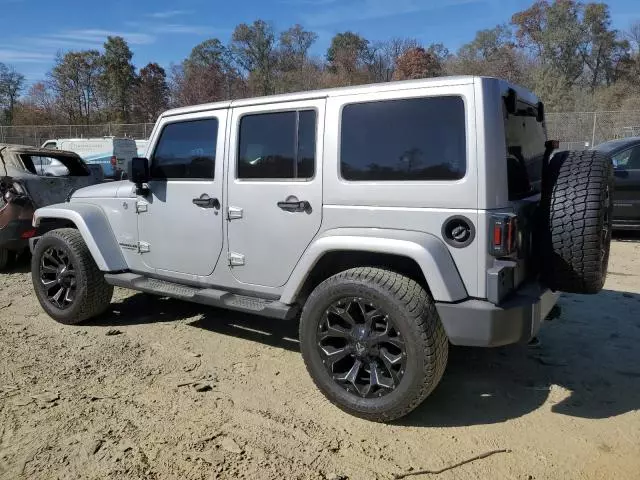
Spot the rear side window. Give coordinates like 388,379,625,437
340,96,466,181
237,110,316,180
151,119,218,179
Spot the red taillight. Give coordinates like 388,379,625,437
110,156,117,166
493,224,502,246
489,214,518,257
21,228,37,239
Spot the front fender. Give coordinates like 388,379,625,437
33,203,127,272
281,228,468,304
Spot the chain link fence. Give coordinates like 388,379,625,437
0,123,155,147
546,111,640,150
1,111,640,150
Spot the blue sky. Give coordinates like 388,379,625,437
1,0,639,87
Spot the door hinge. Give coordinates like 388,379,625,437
228,206,243,220
229,252,245,266
136,201,148,213
138,241,150,253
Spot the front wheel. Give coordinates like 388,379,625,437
299,267,448,422
31,228,113,325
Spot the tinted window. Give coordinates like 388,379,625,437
238,110,316,179
505,102,547,200
151,119,218,179
340,96,466,181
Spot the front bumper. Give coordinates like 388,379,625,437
0,219,34,251
435,282,560,347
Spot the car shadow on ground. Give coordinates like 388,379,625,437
92,293,301,353
90,287,640,427
400,288,640,427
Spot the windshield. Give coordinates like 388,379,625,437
504,101,546,200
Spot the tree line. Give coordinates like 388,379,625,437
1,0,640,126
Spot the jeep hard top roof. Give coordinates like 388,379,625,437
161,75,540,119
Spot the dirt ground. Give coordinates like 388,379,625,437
1,236,640,480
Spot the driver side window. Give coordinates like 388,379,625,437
611,145,640,170
151,118,218,179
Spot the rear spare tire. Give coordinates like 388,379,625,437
539,150,613,294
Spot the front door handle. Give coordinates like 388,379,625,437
277,197,310,213
193,195,220,209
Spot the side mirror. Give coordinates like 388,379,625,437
128,157,149,185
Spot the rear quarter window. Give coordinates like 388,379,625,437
340,96,466,181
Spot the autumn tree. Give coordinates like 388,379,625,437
171,38,245,107
49,50,104,123
326,32,371,85
133,63,169,122
451,25,527,84
13,82,60,124
231,20,278,95
366,38,421,82
0,63,25,125
392,47,442,80
277,24,320,92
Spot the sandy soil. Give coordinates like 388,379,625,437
1,236,639,480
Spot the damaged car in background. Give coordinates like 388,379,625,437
0,144,103,270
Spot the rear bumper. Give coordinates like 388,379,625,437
0,219,33,251
435,282,560,347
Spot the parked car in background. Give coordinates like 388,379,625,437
0,143,103,270
593,137,640,230
41,137,137,180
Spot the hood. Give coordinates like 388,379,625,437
70,180,131,200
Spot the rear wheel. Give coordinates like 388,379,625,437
31,228,113,324
299,267,448,422
539,150,614,294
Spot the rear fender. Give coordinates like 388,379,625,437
281,228,468,304
32,203,127,271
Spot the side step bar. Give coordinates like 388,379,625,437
104,273,298,321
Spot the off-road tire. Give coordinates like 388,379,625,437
299,267,448,422
539,150,614,294
31,228,113,324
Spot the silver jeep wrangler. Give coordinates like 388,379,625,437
29,76,613,422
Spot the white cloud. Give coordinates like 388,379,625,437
148,9,193,19
301,0,481,26
49,29,156,45
0,49,52,63
152,24,214,35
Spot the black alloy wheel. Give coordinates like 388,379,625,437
39,246,77,309
317,297,406,398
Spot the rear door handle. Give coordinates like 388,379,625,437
277,198,310,213
193,195,220,209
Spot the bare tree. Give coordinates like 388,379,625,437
0,63,26,125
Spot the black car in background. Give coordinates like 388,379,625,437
593,137,640,230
